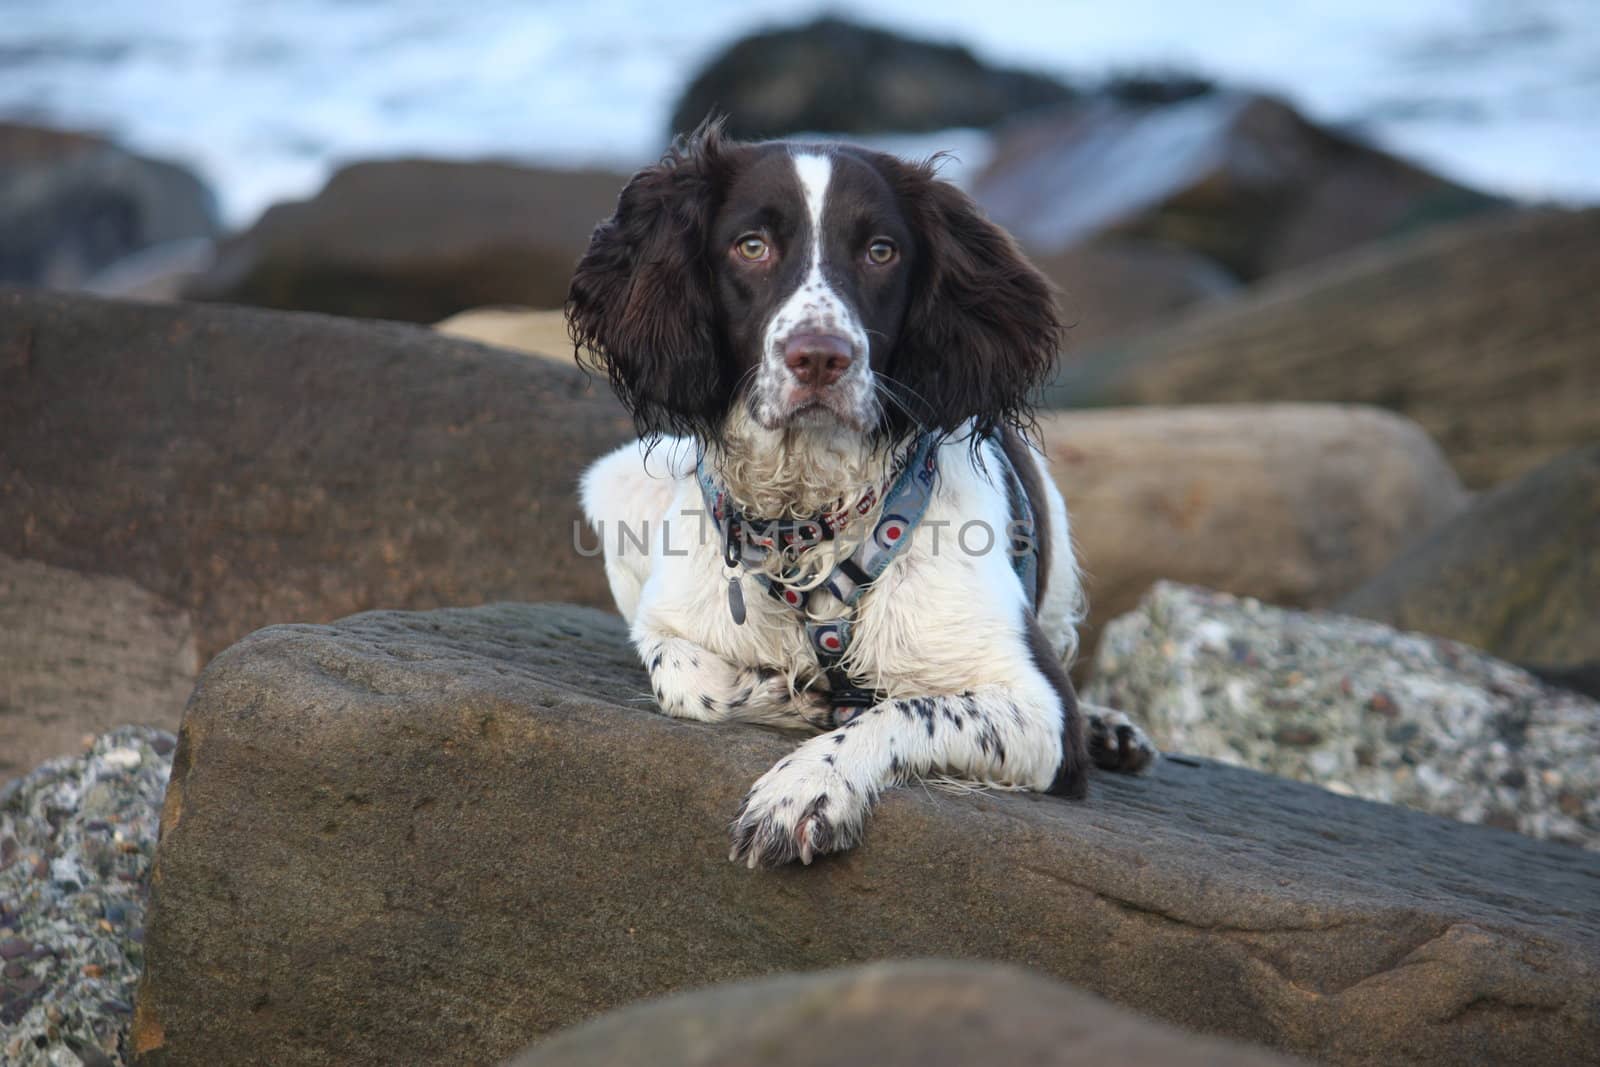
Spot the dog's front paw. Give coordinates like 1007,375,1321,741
1086,705,1159,775
728,753,866,868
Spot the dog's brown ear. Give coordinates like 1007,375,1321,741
567,116,737,440
882,159,1062,441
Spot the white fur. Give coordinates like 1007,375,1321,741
581,420,1102,867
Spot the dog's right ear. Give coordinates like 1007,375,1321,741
567,117,735,441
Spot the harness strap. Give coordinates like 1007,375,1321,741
697,433,1038,710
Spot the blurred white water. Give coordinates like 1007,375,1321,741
1,0,1594,227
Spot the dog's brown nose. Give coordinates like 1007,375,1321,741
783,333,853,387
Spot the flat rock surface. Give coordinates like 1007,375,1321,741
1,553,197,780
134,604,1600,1066
508,960,1301,1067
1045,208,1600,487
0,289,629,663
1087,583,1600,850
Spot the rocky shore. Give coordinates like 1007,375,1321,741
3,14,1598,1067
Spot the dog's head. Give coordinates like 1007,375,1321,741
567,120,1060,444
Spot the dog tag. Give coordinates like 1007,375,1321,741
727,575,747,625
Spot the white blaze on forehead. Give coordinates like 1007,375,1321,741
791,151,832,261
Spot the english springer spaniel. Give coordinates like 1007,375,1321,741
570,121,1154,869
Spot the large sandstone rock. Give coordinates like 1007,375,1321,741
508,961,1299,1067
133,604,1600,1067
973,93,1502,282
0,122,218,290
1043,405,1467,667
1338,445,1600,689
0,553,197,780
669,17,1074,140
1086,583,1600,850
1046,209,1600,487
182,160,628,321
0,289,629,663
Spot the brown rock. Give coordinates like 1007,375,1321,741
1041,404,1467,668
0,122,219,289
1338,445,1600,685
0,553,197,780
1041,238,1239,349
507,960,1301,1067
0,288,629,664
1045,209,1600,487
182,160,629,322
133,604,1600,1067
973,92,1501,281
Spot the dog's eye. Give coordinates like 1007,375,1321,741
866,239,898,265
734,235,770,262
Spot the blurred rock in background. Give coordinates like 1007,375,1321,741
1339,445,1600,697
0,122,218,291
669,16,1081,140
1047,209,1600,488
180,159,628,323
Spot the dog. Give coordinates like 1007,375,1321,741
570,120,1155,868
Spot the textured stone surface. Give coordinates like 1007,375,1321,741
972,93,1500,282
0,122,218,289
0,553,197,780
1,726,174,1066
1339,445,1600,686
1043,405,1467,668
1087,583,1600,850
0,288,629,663
134,604,1600,1066
1046,209,1600,487
508,961,1301,1067
181,159,628,321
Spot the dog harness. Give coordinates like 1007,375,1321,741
697,433,1040,712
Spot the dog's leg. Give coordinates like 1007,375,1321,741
727,617,1157,868
636,630,830,729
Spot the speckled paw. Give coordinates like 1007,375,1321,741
727,757,865,868
1086,705,1159,775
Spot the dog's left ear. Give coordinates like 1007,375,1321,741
567,118,736,440
887,162,1062,439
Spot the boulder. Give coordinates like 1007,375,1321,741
0,289,629,664
0,553,197,781
1041,405,1468,668
1045,208,1600,488
0,122,219,290
669,17,1074,141
1086,583,1600,850
133,604,1600,1066
507,960,1299,1067
181,160,629,322
1041,238,1239,349
972,93,1502,282
1,726,173,1066
1338,445,1600,692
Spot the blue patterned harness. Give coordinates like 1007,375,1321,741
697,433,1041,711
